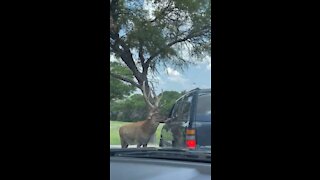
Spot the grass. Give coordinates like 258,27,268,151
110,120,164,145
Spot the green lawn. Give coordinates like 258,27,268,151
110,120,164,145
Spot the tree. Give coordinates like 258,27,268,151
110,62,136,101
110,90,183,122
158,91,182,116
110,0,211,112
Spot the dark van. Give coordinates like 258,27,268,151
159,88,211,150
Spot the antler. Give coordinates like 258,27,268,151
155,89,163,107
142,81,155,109
149,82,157,100
142,80,164,108
149,81,163,107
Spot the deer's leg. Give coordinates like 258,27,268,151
121,138,128,149
121,143,128,148
142,144,147,148
137,144,142,148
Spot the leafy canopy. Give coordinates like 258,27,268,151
110,62,136,101
110,0,211,73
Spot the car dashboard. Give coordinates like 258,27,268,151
110,156,211,180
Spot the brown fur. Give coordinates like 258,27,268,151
119,118,160,148
119,81,165,148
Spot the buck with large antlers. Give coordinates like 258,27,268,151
119,81,169,148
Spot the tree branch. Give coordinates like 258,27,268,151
138,41,145,63
110,72,141,89
110,33,143,82
110,0,121,33
150,2,172,24
145,32,202,66
110,43,123,55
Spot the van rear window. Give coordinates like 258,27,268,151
196,92,211,121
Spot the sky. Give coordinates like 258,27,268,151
150,60,211,94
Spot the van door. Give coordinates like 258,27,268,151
194,91,211,149
160,99,181,147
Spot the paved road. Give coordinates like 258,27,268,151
110,144,159,148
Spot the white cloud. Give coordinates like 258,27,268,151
110,54,118,62
143,0,157,20
202,55,211,71
166,67,180,77
166,67,188,83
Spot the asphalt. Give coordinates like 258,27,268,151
110,144,159,148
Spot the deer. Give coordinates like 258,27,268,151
119,81,170,148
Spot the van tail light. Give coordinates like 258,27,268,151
186,129,196,149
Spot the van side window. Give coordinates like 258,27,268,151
177,95,193,122
196,92,211,121
171,99,181,119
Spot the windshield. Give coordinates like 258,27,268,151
110,0,211,161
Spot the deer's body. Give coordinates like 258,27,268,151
119,119,160,148
118,81,168,148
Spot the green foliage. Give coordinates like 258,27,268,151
110,62,136,101
159,91,182,117
111,0,211,72
110,94,148,122
110,90,183,122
